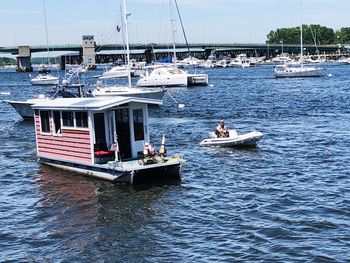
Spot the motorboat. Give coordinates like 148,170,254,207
200,129,263,147
31,96,184,184
271,53,293,65
229,54,251,68
4,94,49,119
4,83,83,119
99,65,129,79
91,80,166,101
30,66,59,86
274,64,323,78
136,66,188,87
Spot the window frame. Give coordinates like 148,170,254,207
133,108,145,141
52,110,62,136
39,110,51,135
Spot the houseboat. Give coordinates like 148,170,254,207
32,96,184,184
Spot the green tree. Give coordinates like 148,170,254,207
266,24,336,45
337,27,350,43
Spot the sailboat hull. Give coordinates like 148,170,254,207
274,66,323,78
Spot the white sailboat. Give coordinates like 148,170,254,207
136,0,208,87
92,0,165,100
31,0,59,86
274,0,323,78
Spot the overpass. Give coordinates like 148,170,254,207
0,40,341,71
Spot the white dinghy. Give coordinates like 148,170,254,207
200,129,263,147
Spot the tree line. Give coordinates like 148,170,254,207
266,25,350,45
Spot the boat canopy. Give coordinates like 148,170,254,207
31,96,162,111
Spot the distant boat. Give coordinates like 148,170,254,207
91,0,165,100
230,53,251,68
30,0,59,86
30,65,59,86
137,65,188,87
274,0,323,78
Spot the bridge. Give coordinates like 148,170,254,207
0,37,342,71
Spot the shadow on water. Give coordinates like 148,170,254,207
34,164,183,260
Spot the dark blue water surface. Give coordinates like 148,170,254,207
0,65,349,262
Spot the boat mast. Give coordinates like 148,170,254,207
174,0,191,60
42,0,51,66
300,0,303,68
123,0,132,88
170,0,177,63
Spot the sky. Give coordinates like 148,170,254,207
0,0,349,48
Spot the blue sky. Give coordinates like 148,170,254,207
0,0,349,47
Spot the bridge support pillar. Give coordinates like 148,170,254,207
16,46,32,72
144,47,153,64
82,35,96,69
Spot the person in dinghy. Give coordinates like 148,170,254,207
215,120,229,138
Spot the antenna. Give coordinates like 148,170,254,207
123,0,132,88
42,0,50,66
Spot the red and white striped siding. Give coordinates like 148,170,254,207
34,114,92,164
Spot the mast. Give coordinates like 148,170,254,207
170,0,177,63
174,0,191,60
42,0,50,66
123,0,132,88
300,0,303,67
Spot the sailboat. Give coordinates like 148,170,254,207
274,0,323,78
30,0,59,86
91,1,165,100
136,0,208,87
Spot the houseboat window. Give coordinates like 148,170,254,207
76,112,88,128
40,110,50,133
133,109,144,141
53,111,61,134
62,111,74,127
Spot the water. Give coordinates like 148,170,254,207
0,66,349,262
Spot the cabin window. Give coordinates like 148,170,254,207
62,111,74,127
76,112,88,128
52,111,61,134
133,109,144,141
40,110,50,133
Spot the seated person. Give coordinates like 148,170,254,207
215,120,229,138
143,142,156,157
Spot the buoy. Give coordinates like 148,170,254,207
328,73,333,78
167,90,185,109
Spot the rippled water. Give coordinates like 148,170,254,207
0,66,349,262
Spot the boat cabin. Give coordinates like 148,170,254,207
32,96,183,184
32,96,161,166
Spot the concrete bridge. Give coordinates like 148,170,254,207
0,35,342,71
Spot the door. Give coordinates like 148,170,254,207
94,113,106,150
115,108,131,160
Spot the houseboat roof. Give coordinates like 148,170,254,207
31,96,162,111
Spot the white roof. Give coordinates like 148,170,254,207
32,96,162,111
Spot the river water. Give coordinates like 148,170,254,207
0,65,349,262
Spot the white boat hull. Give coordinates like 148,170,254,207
274,66,323,78
5,97,49,119
137,75,187,88
92,87,166,101
31,75,59,85
200,130,263,147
